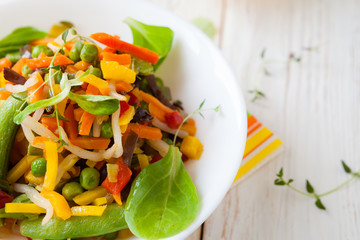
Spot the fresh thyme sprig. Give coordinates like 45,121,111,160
274,160,360,210
173,100,220,144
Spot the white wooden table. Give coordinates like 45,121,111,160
148,0,360,239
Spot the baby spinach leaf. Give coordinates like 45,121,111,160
124,17,174,71
0,27,47,58
67,92,119,116
125,145,199,239
13,75,71,124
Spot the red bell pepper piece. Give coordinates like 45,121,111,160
101,158,132,195
0,190,13,209
120,101,130,117
165,111,184,129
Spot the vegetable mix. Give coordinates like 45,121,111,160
0,18,204,239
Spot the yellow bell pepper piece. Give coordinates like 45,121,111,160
43,141,58,191
180,135,204,160
25,170,44,185
71,206,106,216
73,186,108,206
86,159,97,168
106,163,119,183
118,106,135,126
137,154,150,170
93,197,107,206
112,194,122,206
7,155,38,183
40,191,71,220
81,74,109,90
120,124,128,134
5,203,46,214
100,61,136,83
0,72,9,88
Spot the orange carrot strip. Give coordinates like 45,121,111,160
64,41,76,51
148,103,166,122
79,111,95,136
0,90,11,100
64,104,78,139
29,38,55,46
41,116,63,133
0,58,12,71
32,136,50,145
115,81,133,92
181,118,197,136
26,55,73,69
65,65,78,74
11,58,28,75
70,137,111,150
90,33,159,64
74,61,91,71
247,116,257,129
139,90,173,114
102,53,131,65
74,108,85,122
128,123,162,140
27,72,44,104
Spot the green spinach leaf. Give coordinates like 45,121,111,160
0,27,47,58
13,75,71,125
67,92,119,116
124,17,174,71
125,145,199,239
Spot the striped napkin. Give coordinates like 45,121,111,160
233,113,283,184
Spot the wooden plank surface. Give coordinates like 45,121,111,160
148,0,360,239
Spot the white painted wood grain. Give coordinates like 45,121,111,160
149,0,360,239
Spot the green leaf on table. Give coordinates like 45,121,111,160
274,179,286,186
306,180,314,193
341,160,352,174
191,17,216,39
13,75,71,124
0,27,47,58
125,145,199,239
276,168,283,178
315,198,326,210
124,17,174,71
67,92,119,116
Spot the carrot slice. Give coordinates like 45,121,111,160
0,58,12,71
29,38,55,46
26,55,73,69
139,90,173,114
102,53,131,66
115,81,133,92
64,41,76,51
91,33,159,64
41,116,63,133
27,72,44,104
70,137,111,150
64,104,78,139
11,58,28,75
0,90,11,100
32,136,50,145
127,123,162,140
79,111,95,136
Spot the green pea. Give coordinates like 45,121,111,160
31,158,47,177
32,45,54,58
62,182,84,201
5,52,21,64
91,67,102,78
80,44,98,63
69,40,83,62
21,64,32,77
80,167,100,190
100,122,113,138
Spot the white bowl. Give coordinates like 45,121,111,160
0,0,247,239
